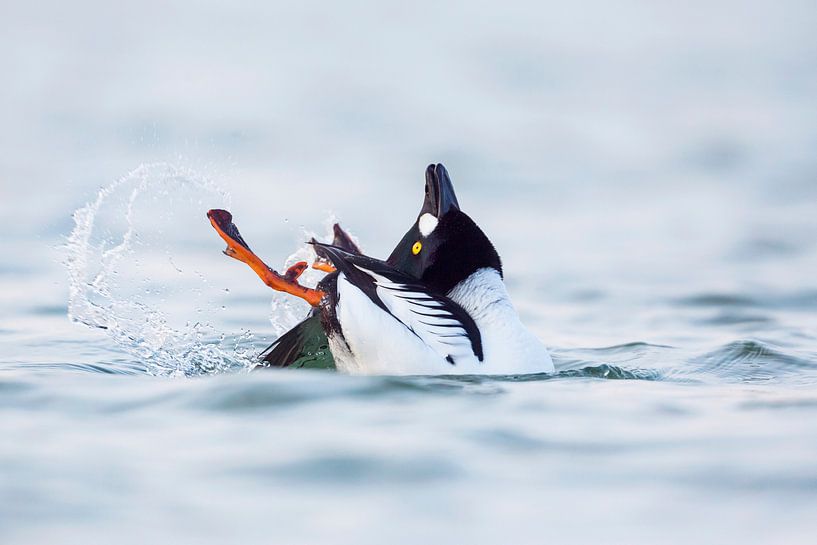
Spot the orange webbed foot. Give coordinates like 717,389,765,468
207,209,325,307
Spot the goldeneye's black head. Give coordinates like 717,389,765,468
387,163,502,295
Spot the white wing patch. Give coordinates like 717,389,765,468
354,266,479,365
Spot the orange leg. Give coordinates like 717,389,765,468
311,261,336,273
207,209,325,307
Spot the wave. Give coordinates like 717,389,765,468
682,339,817,384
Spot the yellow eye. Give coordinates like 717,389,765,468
412,241,422,255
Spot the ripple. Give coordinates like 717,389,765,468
29,305,69,316
698,312,772,326
244,454,462,485
741,397,817,410
680,339,817,384
19,361,146,375
0,377,36,395
678,293,758,307
554,364,661,381
677,289,817,311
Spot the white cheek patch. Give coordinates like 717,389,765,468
418,213,439,237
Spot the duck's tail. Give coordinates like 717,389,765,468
257,312,335,369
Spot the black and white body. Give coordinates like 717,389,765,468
315,164,554,375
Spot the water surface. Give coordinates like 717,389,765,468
2,1,817,544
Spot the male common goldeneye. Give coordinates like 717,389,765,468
314,164,553,375
208,164,553,375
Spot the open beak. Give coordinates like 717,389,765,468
421,163,460,218
207,209,324,307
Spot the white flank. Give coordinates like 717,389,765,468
328,267,554,375
447,268,554,374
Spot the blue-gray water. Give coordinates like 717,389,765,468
2,1,817,544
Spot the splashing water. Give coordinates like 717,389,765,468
266,214,357,337
65,164,255,376
65,164,349,376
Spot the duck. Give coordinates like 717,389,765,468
255,170,444,369
207,163,553,375
311,164,553,375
